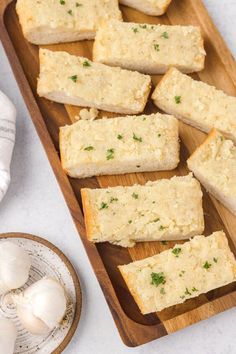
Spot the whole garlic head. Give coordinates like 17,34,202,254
14,278,67,335
0,241,31,295
0,318,17,354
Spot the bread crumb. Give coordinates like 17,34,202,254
75,108,99,121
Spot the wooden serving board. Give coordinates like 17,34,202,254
1,0,236,347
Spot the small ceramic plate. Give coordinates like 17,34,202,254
0,233,82,354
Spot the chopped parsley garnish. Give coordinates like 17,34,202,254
128,220,132,224
220,136,225,141
153,218,160,223
76,2,82,6
153,43,160,51
139,24,147,29
203,261,212,269
84,145,94,151
106,148,115,160
99,202,108,210
179,270,185,277
162,31,169,39
213,257,218,263
175,96,181,104
83,60,91,67
151,272,166,287
69,75,77,83
60,0,65,4
157,133,161,137
160,287,166,295
172,247,182,257
185,287,191,296
117,134,123,140
67,9,73,15
159,225,166,231
132,193,138,199
161,241,168,245
133,133,142,142
192,287,198,292
180,295,185,299
132,27,139,33
136,165,141,168
110,197,118,203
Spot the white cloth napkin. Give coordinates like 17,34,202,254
0,91,16,203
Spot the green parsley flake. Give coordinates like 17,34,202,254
99,202,108,210
151,272,166,287
203,261,212,269
84,145,94,151
132,27,139,33
157,133,161,137
154,43,160,51
83,60,91,67
69,75,77,83
117,134,123,140
110,197,118,203
175,96,181,104
136,165,141,168
172,247,182,257
180,295,185,300
60,0,65,4
185,287,191,296
192,287,198,292
76,2,82,6
133,133,142,142
159,225,166,231
160,287,166,295
139,24,147,29
132,193,138,199
106,148,115,160
213,257,218,263
67,9,73,15
162,31,169,39
128,220,132,224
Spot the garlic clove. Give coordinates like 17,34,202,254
0,242,31,295
15,278,67,335
0,318,17,354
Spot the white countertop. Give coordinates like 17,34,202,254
0,1,236,353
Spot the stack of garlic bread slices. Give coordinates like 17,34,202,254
16,0,122,44
94,20,205,74
59,113,179,178
81,174,204,247
37,49,151,115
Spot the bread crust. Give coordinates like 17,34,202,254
119,0,172,16
81,189,97,241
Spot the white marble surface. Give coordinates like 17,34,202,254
0,1,236,353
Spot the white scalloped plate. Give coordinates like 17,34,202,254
0,233,82,354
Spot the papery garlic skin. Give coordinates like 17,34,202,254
0,91,16,203
0,319,17,354
15,278,67,335
0,241,31,295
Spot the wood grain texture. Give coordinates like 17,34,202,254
0,0,236,347
0,232,82,354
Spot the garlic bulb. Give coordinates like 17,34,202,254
0,241,31,295
0,318,17,354
0,91,16,203
14,278,67,335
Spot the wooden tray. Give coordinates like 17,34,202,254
1,0,236,347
